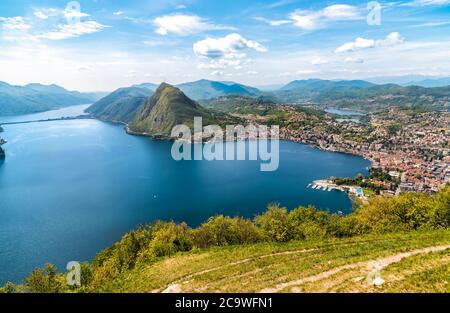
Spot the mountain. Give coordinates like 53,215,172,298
132,83,159,92
404,77,450,88
274,79,450,110
86,87,153,123
0,82,98,116
202,94,277,114
280,79,376,91
129,83,219,137
177,79,263,101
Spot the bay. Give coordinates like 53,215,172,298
0,109,370,284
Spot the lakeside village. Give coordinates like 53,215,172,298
237,106,449,200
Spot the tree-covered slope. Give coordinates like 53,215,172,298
86,87,153,123
274,80,450,110
0,82,97,116
177,79,263,101
128,83,220,137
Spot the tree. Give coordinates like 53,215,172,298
25,263,63,293
255,204,291,242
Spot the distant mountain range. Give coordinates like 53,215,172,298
273,79,450,110
280,79,376,91
176,79,263,101
132,79,263,101
0,81,102,116
3,77,449,118
403,77,450,88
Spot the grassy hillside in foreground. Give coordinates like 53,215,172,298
3,186,449,293
101,230,450,293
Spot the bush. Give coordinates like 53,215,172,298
191,215,260,248
352,188,450,233
255,204,291,242
287,206,331,240
140,222,192,259
0,282,17,293
24,264,63,293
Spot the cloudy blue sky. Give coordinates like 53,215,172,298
0,0,449,91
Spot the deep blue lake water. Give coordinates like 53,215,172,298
0,105,370,284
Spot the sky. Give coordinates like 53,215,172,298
0,0,449,91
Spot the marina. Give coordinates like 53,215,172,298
307,179,365,198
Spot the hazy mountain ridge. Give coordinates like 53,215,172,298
176,79,264,101
0,82,99,116
86,87,153,123
273,79,450,110
101,78,450,113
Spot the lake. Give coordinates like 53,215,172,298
0,106,370,284
325,108,365,116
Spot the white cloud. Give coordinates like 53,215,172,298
0,16,31,30
64,10,90,20
344,57,364,63
254,17,291,26
38,21,109,40
335,32,404,53
413,21,450,27
247,70,258,75
193,33,267,59
154,14,233,36
289,4,361,30
407,0,450,6
297,69,318,75
378,32,404,47
211,70,224,76
113,11,124,16
311,58,329,65
33,8,60,20
335,37,375,53
321,4,360,19
199,58,243,70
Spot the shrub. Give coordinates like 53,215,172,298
138,222,192,260
24,263,63,293
191,215,260,248
287,206,331,240
0,282,17,293
255,204,291,242
352,189,450,233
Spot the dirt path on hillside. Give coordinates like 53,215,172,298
259,244,450,293
159,238,402,292
160,247,318,293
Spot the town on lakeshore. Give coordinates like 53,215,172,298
224,104,449,197
2,0,450,297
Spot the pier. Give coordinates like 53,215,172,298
307,179,365,198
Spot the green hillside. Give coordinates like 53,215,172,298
177,79,263,101
274,80,450,110
128,83,221,137
99,230,450,293
201,94,278,114
0,81,97,116
4,186,449,293
86,87,153,123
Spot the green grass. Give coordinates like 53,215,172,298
98,230,450,293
